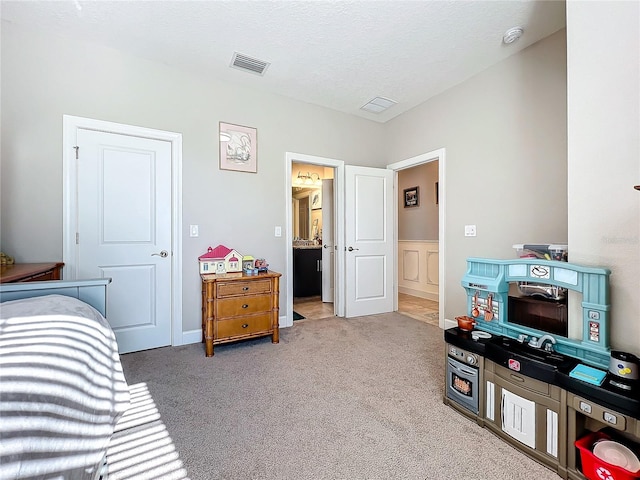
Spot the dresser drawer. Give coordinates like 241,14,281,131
217,314,272,339
216,295,272,318
217,279,272,297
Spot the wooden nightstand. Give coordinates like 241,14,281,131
201,270,281,357
0,262,64,283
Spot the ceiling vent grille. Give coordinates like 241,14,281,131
230,52,270,76
360,96,397,114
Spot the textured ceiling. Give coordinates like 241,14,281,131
1,0,566,123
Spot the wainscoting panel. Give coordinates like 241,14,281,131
398,240,439,301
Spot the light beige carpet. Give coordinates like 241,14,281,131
113,313,561,480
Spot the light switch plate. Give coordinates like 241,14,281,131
190,225,199,237
274,226,282,237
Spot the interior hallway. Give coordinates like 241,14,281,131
293,293,439,326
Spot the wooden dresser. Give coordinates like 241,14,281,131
201,270,281,357
0,263,64,283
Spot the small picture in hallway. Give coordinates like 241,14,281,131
403,186,419,208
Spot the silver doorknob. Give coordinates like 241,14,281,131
152,250,169,258
348,246,359,251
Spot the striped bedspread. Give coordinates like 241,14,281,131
0,295,130,480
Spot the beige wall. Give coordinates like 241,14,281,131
385,30,569,326
5,12,635,356
0,22,385,332
566,1,640,354
398,162,439,241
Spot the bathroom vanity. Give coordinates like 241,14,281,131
292,246,322,297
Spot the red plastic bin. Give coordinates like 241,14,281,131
575,431,640,480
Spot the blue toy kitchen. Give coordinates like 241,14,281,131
444,245,639,480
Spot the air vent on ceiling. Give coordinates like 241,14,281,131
360,96,397,114
230,52,270,76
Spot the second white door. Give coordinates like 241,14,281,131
344,166,394,317
76,128,172,353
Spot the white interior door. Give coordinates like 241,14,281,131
345,166,394,317
321,179,334,303
76,128,172,353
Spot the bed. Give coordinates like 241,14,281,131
0,279,130,480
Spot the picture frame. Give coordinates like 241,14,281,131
311,189,322,210
219,122,257,173
403,186,419,208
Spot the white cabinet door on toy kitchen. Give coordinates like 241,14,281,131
485,363,562,465
501,388,536,448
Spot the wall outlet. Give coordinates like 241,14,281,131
464,225,477,237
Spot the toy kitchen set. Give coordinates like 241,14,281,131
444,245,640,480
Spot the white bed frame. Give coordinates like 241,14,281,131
0,278,111,317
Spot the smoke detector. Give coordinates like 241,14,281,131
503,27,524,45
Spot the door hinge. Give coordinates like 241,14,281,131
75,232,79,244
73,146,79,159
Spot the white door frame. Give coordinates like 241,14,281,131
62,115,184,346
285,152,345,327
387,147,446,329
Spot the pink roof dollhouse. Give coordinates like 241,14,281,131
198,245,243,274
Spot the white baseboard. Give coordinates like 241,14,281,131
443,317,456,330
181,329,201,345
279,315,292,328
398,286,439,302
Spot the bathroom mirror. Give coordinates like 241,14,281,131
292,189,313,239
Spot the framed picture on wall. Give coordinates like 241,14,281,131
403,186,419,208
311,189,322,210
219,122,257,173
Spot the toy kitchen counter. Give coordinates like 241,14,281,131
444,256,640,480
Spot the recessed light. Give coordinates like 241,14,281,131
503,27,524,45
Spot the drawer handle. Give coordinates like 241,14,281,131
510,374,525,382
242,304,249,309
242,323,249,328
243,286,249,291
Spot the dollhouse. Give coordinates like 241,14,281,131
198,245,243,274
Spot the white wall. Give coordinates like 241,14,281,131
385,30,569,324
566,1,640,354
0,22,386,333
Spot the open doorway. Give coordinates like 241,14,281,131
396,161,439,326
291,162,335,321
388,148,446,330
285,153,345,327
